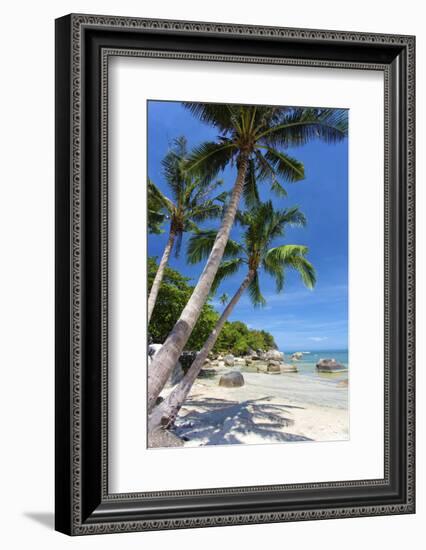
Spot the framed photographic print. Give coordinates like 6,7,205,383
55,14,415,535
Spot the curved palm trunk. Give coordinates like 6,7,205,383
147,154,249,413
148,270,255,432
147,230,176,323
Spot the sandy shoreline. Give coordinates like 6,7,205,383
160,368,349,447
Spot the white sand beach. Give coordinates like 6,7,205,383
160,367,349,447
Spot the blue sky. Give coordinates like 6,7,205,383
147,101,348,352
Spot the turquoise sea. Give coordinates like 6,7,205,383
283,349,349,384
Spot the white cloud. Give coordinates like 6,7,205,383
308,336,329,342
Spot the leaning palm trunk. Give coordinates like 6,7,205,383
147,230,175,323
148,269,255,432
147,154,249,413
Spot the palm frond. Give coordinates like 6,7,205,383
211,258,244,294
247,271,266,307
183,219,200,234
279,207,307,227
287,255,316,289
187,230,244,264
263,245,316,289
243,158,260,207
262,148,305,182
234,208,251,227
257,107,348,148
264,244,309,264
262,255,285,292
147,178,174,213
161,139,187,202
189,201,223,223
262,206,305,244
253,149,276,182
147,208,166,235
190,178,224,206
183,103,237,132
253,151,288,198
186,140,235,183
214,190,231,206
270,179,288,198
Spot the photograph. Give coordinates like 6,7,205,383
146,100,350,449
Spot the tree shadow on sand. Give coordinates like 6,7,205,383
173,396,312,446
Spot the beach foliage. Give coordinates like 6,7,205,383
213,322,276,355
148,258,275,353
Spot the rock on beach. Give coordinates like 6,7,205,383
316,358,346,372
224,354,235,367
219,371,245,387
281,363,298,373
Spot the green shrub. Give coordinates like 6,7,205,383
148,257,276,354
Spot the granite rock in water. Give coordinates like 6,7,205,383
219,371,245,387
281,363,298,373
266,350,284,362
316,358,345,372
291,352,304,361
224,354,235,367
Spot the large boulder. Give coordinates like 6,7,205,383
224,354,235,367
266,350,284,362
148,343,184,386
316,358,346,372
219,371,245,387
256,363,268,373
281,363,298,373
267,362,281,374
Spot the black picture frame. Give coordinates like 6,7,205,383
55,13,415,535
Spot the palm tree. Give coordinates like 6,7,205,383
147,103,347,413
219,293,229,306
147,177,167,235
148,201,316,431
147,137,224,323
